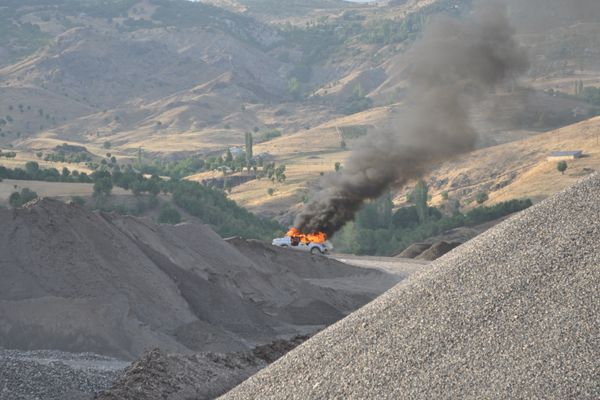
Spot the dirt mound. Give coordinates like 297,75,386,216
414,241,462,261
96,336,309,400
396,243,431,258
222,173,600,399
0,199,382,360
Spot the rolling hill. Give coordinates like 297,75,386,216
0,0,599,229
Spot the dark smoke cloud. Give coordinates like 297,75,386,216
295,3,529,236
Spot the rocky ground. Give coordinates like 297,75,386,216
0,350,128,400
95,336,309,400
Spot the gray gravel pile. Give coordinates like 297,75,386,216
396,243,431,258
0,349,128,400
0,199,383,360
95,336,309,400
414,240,462,261
222,173,600,399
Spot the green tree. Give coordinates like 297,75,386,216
225,148,233,163
414,180,428,223
71,196,86,206
93,177,113,200
245,132,253,165
475,191,489,204
334,162,342,172
287,77,301,100
557,160,568,175
274,164,286,183
25,161,39,177
9,188,38,208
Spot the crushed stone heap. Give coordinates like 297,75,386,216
223,173,600,399
0,199,383,360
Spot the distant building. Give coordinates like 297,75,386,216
548,151,583,161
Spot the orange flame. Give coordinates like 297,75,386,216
286,227,327,244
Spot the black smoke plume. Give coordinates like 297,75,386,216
295,3,529,236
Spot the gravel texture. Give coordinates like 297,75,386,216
95,336,309,400
222,173,600,399
396,242,432,258
415,240,462,261
0,349,128,400
0,199,386,360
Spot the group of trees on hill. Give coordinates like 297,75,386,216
0,162,282,240
8,188,38,208
0,161,93,183
332,182,532,256
574,80,600,107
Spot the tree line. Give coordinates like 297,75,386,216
0,163,283,241
332,186,532,256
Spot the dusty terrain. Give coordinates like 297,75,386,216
223,173,600,399
0,199,424,399
0,198,399,361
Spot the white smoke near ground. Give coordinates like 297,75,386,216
295,2,529,236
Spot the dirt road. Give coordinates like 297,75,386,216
331,254,430,278
299,254,431,300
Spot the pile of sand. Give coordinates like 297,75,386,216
223,174,600,399
0,199,383,360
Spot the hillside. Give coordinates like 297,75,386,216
413,116,600,208
0,0,599,228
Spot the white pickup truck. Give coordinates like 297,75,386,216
271,236,330,255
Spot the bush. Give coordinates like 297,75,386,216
93,177,113,199
71,196,86,206
557,161,568,175
9,188,38,208
158,205,182,224
475,192,489,204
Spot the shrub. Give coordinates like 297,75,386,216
557,161,568,175
9,188,38,208
475,192,489,204
71,196,86,206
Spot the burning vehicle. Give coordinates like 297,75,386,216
272,228,331,254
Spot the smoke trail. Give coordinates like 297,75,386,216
295,3,529,236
